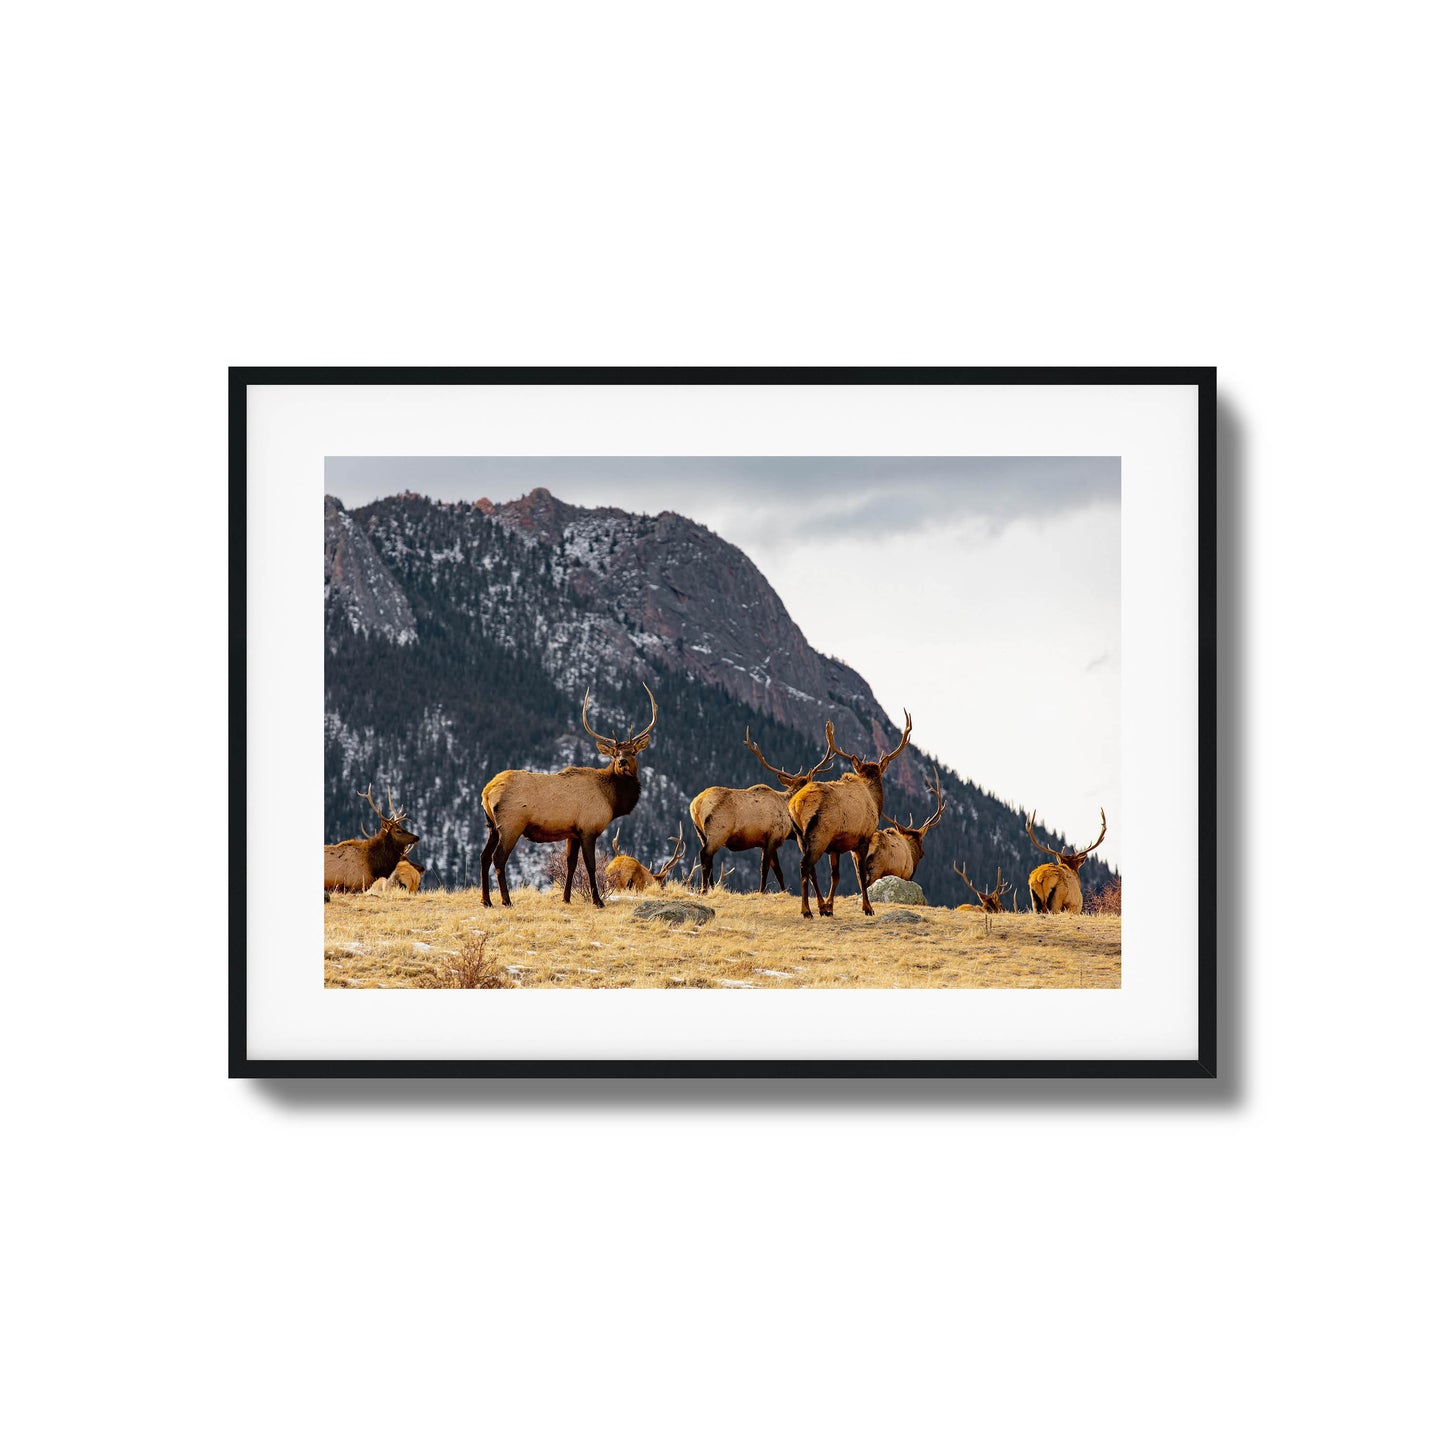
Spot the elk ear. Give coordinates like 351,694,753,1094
632,734,652,753
595,739,618,757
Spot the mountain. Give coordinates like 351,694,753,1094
323,488,1116,905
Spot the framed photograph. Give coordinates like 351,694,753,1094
232,367,1216,1079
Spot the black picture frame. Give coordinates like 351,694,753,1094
231,366,1217,1080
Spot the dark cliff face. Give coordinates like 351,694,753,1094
322,489,1114,902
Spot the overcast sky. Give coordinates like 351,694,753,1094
325,456,1121,870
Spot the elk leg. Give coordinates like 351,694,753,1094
480,826,499,907
580,834,604,908
1031,884,1049,914
854,847,873,916
799,847,821,919
698,848,714,893
495,837,514,907
562,836,580,903
770,847,788,894
757,847,770,895
821,853,841,916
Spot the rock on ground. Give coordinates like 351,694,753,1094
632,900,716,928
876,908,925,924
866,877,926,905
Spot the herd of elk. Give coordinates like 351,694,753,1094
1025,807,1107,914
479,684,658,908
323,787,421,893
789,714,913,918
605,822,687,893
689,729,835,894
324,685,1113,919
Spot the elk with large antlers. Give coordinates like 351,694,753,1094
605,821,687,894
688,729,836,893
788,711,912,918
861,767,946,892
952,860,1013,913
480,684,659,908
1024,807,1107,913
324,787,421,893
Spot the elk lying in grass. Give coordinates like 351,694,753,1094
392,857,425,893
689,730,835,893
324,787,420,893
480,684,658,908
605,822,687,893
788,712,912,918
952,860,1013,913
861,767,945,892
1025,807,1107,913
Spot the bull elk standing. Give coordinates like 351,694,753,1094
480,684,658,908
788,712,912,918
605,822,687,893
861,767,946,892
323,787,420,893
689,729,835,893
952,861,1013,913
1025,808,1107,913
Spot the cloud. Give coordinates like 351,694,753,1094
323,455,1120,537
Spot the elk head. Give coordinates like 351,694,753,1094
878,767,946,858
743,727,836,795
358,786,420,849
952,860,1013,912
1025,807,1107,873
580,682,659,777
822,711,912,796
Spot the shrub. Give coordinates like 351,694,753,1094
413,933,513,988
1085,877,1122,915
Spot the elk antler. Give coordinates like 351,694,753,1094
652,821,687,882
916,767,945,835
746,727,837,786
1025,810,1063,861
628,682,659,744
823,721,862,771
358,785,389,821
743,726,790,783
580,688,617,748
1071,808,1108,860
952,859,986,904
878,710,913,771
995,868,1014,899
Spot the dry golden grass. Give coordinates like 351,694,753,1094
324,886,1120,990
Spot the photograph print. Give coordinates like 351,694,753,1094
322,456,1121,992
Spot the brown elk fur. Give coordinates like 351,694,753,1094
1025,808,1107,914
689,730,835,894
953,860,1013,913
861,768,945,892
604,823,686,894
323,788,420,893
788,712,912,918
480,685,658,909
391,858,425,893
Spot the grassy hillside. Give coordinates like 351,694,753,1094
324,887,1121,990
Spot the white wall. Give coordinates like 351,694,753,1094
7,4,1440,1442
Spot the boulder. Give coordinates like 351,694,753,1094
632,900,716,928
866,877,926,905
877,908,925,925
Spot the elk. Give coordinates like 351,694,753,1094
952,860,1013,913
788,712,912,918
480,683,658,908
605,822,687,893
861,767,946,892
391,857,425,893
688,729,835,893
323,787,420,893
1024,807,1107,913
